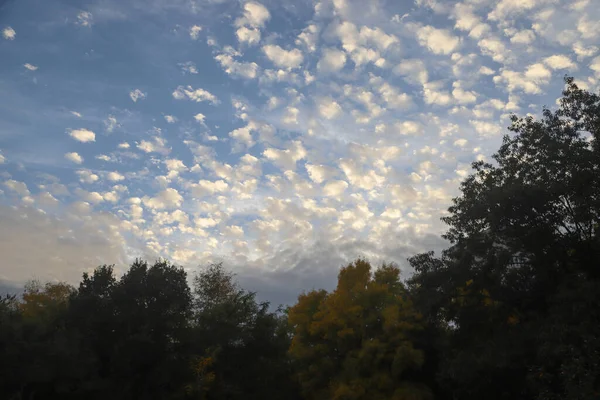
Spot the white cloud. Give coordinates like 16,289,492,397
478,37,510,63
76,169,99,184
104,115,119,132
2,27,16,40
172,85,219,104
452,83,478,104
282,107,299,125
143,188,183,210
488,0,539,21
470,120,503,136
165,159,187,179
573,43,598,59
394,59,428,85
215,54,259,78
317,48,347,72
179,61,198,74
70,111,82,118
76,11,93,27
493,69,544,94
68,128,95,143
4,180,30,196
23,63,38,71
305,164,336,184
194,113,206,125
296,24,319,52
236,26,261,46
317,97,342,119
164,115,177,123
129,89,146,102
190,25,202,40
479,66,495,75
396,121,423,136
190,179,229,197
64,152,83,164
262,45,303,69
543,55,577,70
229,123,256,152
106,172,125,182
510,30,536,44
263,141,306,171
137,136,170,155
118,142,130,149
339,159,385,190
323,180,349,197
591,56,600,76
415,25,459,55
236,2,270,27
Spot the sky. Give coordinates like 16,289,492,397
1,0,599,305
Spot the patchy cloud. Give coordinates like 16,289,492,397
1,0,599,304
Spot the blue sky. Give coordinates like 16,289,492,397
1,0,599,304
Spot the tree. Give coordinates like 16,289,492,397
408,77,600,400
288,259,432,400
188,263,299,400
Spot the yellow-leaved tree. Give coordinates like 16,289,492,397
288,259,432,400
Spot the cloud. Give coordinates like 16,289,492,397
189,179,229,197
317,97,342,119
68,128,96,142
118,142,130,149
137,136,170,155
591,56,600,76
394,59,428,85
76,169,99,184
510,29,536,44
164,115,177,123
235,2,270,28
236,26,261,46
229,123,256,152
414,25,460,55
106,172,125,182
543,55,577,70
23,63,38,71
296,24,319,52
317,48,347,72
2,27,16,40
263,141,307,171
64,152,83,164
262,45,303,69
4,180,30,197
323,180,349,197
143,188,183,210
172,85,219,104
76,11,93,27
215,54,259,78
104,115,119,132
0,205,128,284
189,25,202,40
129,89,146,102
478,37,511,63
178,61,198,74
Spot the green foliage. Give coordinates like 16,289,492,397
408,77,600,400
288,259,432,400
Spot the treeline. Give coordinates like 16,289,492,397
1,77,599,400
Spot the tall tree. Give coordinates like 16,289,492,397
408,77,600,400
188,263,298,400
288,259,432,400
